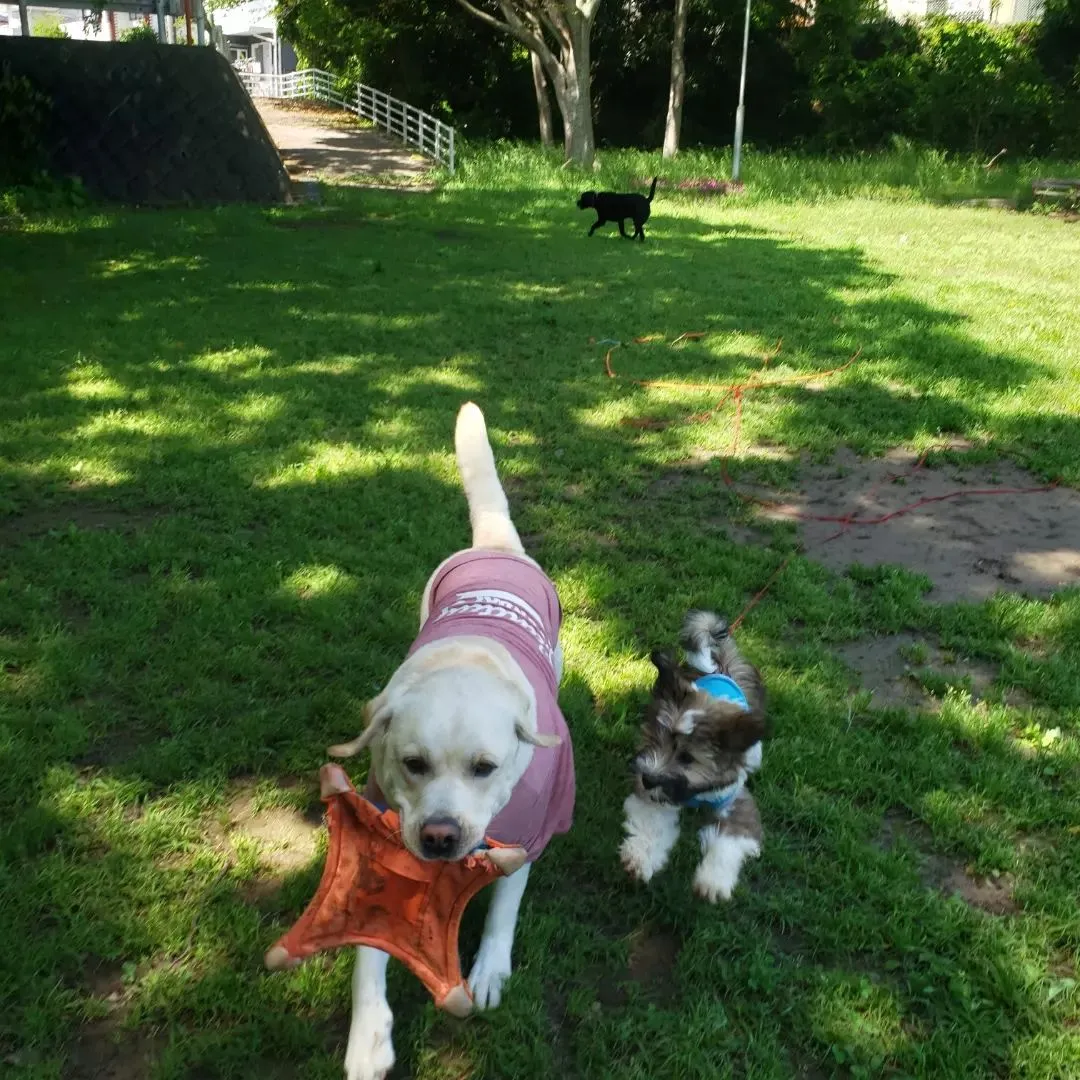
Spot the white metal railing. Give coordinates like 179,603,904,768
238,68,455,174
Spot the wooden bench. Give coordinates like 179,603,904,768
1031,177,1080,204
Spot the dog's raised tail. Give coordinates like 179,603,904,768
680,610,729,674
455,402,523,553
647,176,658,201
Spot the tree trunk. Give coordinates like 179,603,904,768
531,50,555,148
663,0,688,159
552,12,595,166
453,0,599,167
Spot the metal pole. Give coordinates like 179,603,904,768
731,0,751,182
156,0,166,41
17,0,30,35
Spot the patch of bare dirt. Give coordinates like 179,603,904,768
74,721,163,769
627,927,680,998
754,448,1080,602
595,927,682,1009
544,988,578,1079
837,633,1004,710
66,1022,165,1080
876,809,1019,915
218,782,322,902
0,504,164,548
705,519,773,546
270,212,369,230
83,958,127,1006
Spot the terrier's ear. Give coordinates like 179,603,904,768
643,643,695,704
708,708,766,754
650,650,684,701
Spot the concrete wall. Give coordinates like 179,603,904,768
0,35,290,204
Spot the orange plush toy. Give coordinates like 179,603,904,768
264,764,527,1017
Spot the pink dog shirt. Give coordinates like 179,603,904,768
369,550,575,862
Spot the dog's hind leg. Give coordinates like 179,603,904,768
455,401,524,554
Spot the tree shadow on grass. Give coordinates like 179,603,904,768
1,184,1078,1076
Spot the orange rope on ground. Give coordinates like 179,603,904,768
598,333,1062,628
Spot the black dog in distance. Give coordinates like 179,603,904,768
577,177,658,241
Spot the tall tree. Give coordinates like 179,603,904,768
451,0,602,165
662,0,688,156
531,50,556,147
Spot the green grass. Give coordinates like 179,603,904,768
2,154,1080,1080
455,142,1080,207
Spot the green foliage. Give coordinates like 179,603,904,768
119,24,160,42
799,16,1079,155
277,0,1077,155
0,174,88,217
277,0,534,138
32,13,70,37
0,64,52,186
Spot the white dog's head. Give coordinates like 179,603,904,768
330,640,559,861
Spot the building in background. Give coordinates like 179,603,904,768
883,0,1044,21
214,0,295,76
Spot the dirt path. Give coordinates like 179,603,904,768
254,100,431,186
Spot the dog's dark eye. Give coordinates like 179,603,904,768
677,750,695,766
472,760,497,778
403,756,428,777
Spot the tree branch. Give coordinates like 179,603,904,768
496,0,562,72
453,0,561,73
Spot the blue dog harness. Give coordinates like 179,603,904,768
681,673,753,813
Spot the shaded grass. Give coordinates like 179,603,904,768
1,162,1079,1079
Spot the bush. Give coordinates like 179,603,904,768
800,16,1078,156
0,63,52,185
32,14,69,38
0,174,88,217
119,24,160,43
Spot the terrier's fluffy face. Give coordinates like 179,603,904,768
632,651,764,805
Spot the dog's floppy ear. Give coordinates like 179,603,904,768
706,707,766,754
515,721,562,748
328,692,392,758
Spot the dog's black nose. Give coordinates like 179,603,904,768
419,817,461,859
641,774,660,791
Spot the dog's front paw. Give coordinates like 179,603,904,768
694,830,760,903
693,861,736,903
620,834,661,883
469,939,513,1010
620,794,680,883
344,1001,395,1080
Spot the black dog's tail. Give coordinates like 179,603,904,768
647,176,658,202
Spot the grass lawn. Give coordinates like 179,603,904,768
2,154,1080,1080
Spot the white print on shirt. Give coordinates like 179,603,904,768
430,588,556,667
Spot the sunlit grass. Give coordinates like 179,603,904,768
1,156,1079,1078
